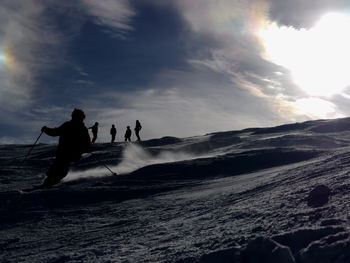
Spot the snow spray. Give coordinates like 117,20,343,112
64,144,201,182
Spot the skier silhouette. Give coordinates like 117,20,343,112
134,120,142,141
125,126,132,142
110,124,117,143
37,108,91,189
89,122,99,143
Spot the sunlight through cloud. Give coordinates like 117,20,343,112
0,46,16,71
259,12,350,97
293,97,341,119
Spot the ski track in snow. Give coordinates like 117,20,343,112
2,118,350,262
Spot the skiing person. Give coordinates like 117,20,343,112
134,120,142,141
36,108,91,189
110,124,117,143
89,122,99,143
125,126,132,142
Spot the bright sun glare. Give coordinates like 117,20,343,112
260,12,350,97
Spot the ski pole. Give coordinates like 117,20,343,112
91,152,117,176
25,131,44,159
98,160,117,176
89,150,117,176
101,161,117,176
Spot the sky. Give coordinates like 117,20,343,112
2,0,350,144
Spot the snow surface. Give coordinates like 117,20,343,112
2,118,350,262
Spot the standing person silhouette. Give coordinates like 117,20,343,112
134,120,142,141
125,126,132,142
89,122,99,143
110,124,117,143
37,108,91,189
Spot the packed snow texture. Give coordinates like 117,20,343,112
2,118,350,262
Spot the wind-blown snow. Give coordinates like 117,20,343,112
65,143,205,181
2,118,350,262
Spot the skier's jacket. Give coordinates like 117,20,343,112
43,120,91,161
135,122,142,132
110,127,116,135
125,128,132,138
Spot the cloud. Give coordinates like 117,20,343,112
0,0,137,143
0,0,136,111
73,64,310,143
0,1,79,108
0,1,53,109
173,0,350,120
2,0,350,144
267,0,349,28
172,1,281,87
80,0,136,38
292,97,342,119
0,1,77,147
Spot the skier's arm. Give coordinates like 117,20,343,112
41,126,61,137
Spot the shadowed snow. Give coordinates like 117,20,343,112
3,117,350,262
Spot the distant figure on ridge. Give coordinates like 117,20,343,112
134,120,142,141
37,108,91,189
125,126,132,142
89,122,99,143
110,124,117,143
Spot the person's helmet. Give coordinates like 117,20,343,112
71,108,86,121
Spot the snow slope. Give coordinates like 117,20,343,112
2,117,350,262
